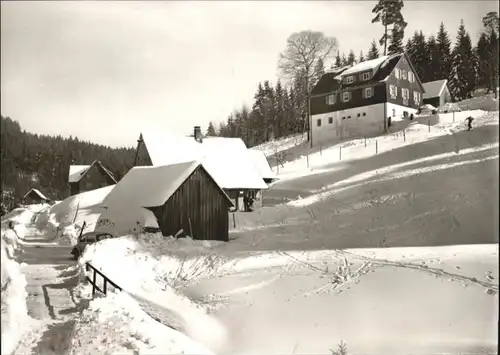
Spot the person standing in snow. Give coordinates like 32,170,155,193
464,116,474,131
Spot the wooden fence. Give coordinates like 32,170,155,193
85,262,122,297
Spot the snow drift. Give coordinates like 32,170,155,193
1,230,31,355
77,233,228,353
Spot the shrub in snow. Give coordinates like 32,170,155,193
1,239,31,355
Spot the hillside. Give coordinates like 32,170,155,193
0,116,135,211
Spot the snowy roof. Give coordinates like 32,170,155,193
422,79,448,99
338,56,390,77
420,104,437,110
68,165,90,183
68,161,117,183
248,150,276,181
140,131,268,190
23,188,49,200
102,161,232,209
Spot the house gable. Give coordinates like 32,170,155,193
147,165,233,241
384,52,425,110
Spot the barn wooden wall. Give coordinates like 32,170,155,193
151,166,231,241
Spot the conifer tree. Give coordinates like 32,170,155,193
367,39,380,59
359,50,365,62
371,0,407,55
426,36,441,81
313,58,326,86
341,53,348,66
388,24,405,54
436,22,453,82
334,53,342,68
449,20,476,100
206,121,217,136
347,50,356,65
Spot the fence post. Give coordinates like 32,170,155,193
428,119,431,132
403,129,406,142
339,145,342,161
103,279,107,295
92,270,97,297
306,154,310,168
453,111,455,123
232,212,236,228
320,144,322,156
376,140,378,154
364,136,367,147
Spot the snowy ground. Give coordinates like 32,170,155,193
1,107,497,354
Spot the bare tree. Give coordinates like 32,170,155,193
278,31,338,147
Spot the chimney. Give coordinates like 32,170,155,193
194,126,203,143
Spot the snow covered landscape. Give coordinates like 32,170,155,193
2,103,498,354
2,2,499,354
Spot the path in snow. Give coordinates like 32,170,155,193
13,221,79,355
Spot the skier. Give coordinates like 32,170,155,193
464,116,474,131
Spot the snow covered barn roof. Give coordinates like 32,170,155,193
248,149,276,181
139,131,268,190
23,188,49,201
68,160,117,183
102,161,233,209
422,79,448,99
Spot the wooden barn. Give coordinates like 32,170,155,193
23,188,50,205
133,127,268,211
422,79,452,108
68,160,117,196
100,161,233,241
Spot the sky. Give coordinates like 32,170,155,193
1,1,498,148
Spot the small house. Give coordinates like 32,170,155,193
422,79,452,108
98,161,234,241
68,160,117,196
133,128,268,211
23,188,50,205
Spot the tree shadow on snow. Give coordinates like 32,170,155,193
272,124,498,193
234,156,498,251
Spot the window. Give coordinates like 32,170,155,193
401,70,408,80
328,117,333,124
362,112,366,116
357,113,361,117
317,118,322,127
389,85,397,99
402,88,409,99
342,91,351,102
345,76,354,84
394,68,401,79
326,94,336,105
413,91,421,104
361,72,371,81
408,71,414,83
363,87,373,98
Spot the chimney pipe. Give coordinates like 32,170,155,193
194,126,202,143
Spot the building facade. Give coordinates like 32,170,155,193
310,52,425,147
